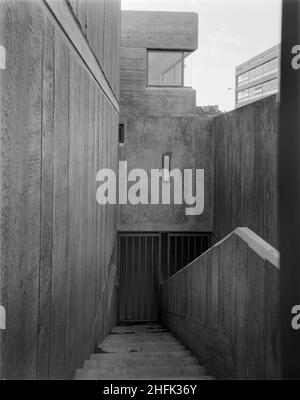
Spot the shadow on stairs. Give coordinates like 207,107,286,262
75,323,215,380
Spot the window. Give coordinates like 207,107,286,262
249,84,262,99
263,78,278,95
248,65,263,83
147,50,192,87
237,72,248,86
237,89,249,101
119,124,125,144
262,58,278,77
237,56,279,88
237,79,278,104
237,65,264,87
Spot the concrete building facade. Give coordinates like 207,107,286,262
235,43,280,108
119,11,213,234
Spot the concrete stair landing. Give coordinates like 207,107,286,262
75,324,215,380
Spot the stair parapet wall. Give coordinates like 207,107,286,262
161,227,280,379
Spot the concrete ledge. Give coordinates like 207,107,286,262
235,227,279,268
178,226,279,274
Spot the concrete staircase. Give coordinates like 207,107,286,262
75,323,215,380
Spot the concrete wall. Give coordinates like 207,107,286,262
161,228,280,379
0,0,120,379
120,11,198,117
69,0,120,100
118,11,213,233
213,95,278,248
118,116,213,232
121,11,198,50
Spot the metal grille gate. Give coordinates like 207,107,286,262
167,233,211,277
118,233,161,322
118,232,211,322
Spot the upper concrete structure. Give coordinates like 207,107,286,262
121,11,198,50
120,11,198,117
118,11,213,233
235,44,280,108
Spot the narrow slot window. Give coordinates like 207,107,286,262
119,124,125,144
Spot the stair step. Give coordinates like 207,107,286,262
104,332,176,337
111,329,169,335
75,365,207,380
108,332,174,339
75,324,216,380
84,356,198,369
102,337,178,345
99,343,185,353
102,341,179,348
90,350,192,360
111,326,166,334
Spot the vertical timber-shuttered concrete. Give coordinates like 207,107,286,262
213,95,278,248
0,0,120,379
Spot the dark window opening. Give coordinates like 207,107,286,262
119,124,125,144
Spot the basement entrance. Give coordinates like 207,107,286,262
117,232,212,322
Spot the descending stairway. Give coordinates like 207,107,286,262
75,323,215,380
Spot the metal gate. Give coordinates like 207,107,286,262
167,233,211,277
118,232,211,322
118,233,161,322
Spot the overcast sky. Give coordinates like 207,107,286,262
122,0,282,111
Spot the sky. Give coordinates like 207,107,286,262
121,0,282,111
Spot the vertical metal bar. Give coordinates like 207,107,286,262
132,236,135,320
194,235,196,259
150,236,154,320
174,236,177,274
144,236,149,319
204,234,207,251
157,235,161,321
151,236,156,321
117,235,120,322
138,236,141,321
167,233,170,278
279,0,300,379
181,235,184,270
125,236,128,321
